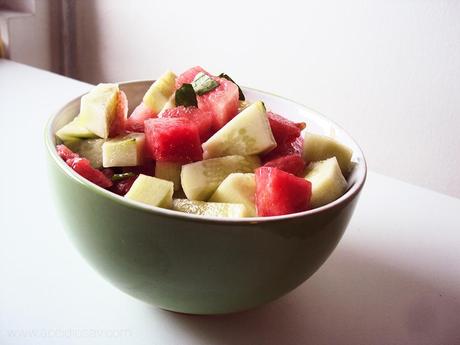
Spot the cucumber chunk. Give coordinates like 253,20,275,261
172,199,249,218
125,174,173,208
66,138,106,168
304,157,348,208
102,133,145,167
209,173,256,217
78,83,119,138
302,133,353,174
56,116,97,141
142,70,176,113
202,101,276,158
181,155,260,201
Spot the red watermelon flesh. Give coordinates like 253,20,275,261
66,157,113,188
198,77,239,130
175,66,210,89
144,117,203,163
109,90,128,137
255,167,311,216
56,144,78,161
160,106,214,142
263,154,306,176
111,175,138,196
262,135,304,162
268,111,305,147
125,102,157,132
176,67,239,130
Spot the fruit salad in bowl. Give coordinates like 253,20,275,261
45,67,366,314
54,66,356,218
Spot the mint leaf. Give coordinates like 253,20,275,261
112,172,135,181
192,72,219,95
218,73,245,101
175,83,198,107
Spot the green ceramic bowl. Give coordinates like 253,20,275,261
45,81,366,315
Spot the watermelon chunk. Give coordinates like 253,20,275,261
109,91,128,137
262,135,304,162
255,167,311,216
66,157,113,188
176,66,210,89
176,67,239,130
263,154,306,176
160,106,214,142
198,77,239,130
268,111,305,147
144,117,202,163
56,144,79,161
111,175,138,196
125,102,156,132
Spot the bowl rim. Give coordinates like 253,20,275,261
45,80,367,225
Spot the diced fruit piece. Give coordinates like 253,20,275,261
198,76,239,130
78,83,119,138
109,91,128,137
102,133,145,167
56,144,79,161
268,111,305,147
202,101,276,158
263,154,306,176
255,167,311,216
304,157,348,208
67,138,106,169
209,173,256,217
125,174,173,208
172,199,249,218
111,175,138,196
176,67,239,129
160,106,214,142
303,133,352,174
218,73,245,100
125,102,156,132
158,94,176,116
181,155,260,201
144,117,202,163
262,135,304,162
155,161,182,191
66,157,113,189
142,70,177,113
55,116,97,141
176,66,209,89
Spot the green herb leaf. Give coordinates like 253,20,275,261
111,172,136,181
192,72,219,95
218,73,245,101
175,83,198,107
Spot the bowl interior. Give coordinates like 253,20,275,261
46,80,366,222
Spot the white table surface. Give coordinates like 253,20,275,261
1,59,460,345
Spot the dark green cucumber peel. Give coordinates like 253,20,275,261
218,73,245,101
175,83,198,107
192,72,219,95
112,172,136,181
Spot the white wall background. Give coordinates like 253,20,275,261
73,0,460,198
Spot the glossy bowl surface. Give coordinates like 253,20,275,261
45,81,366,314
